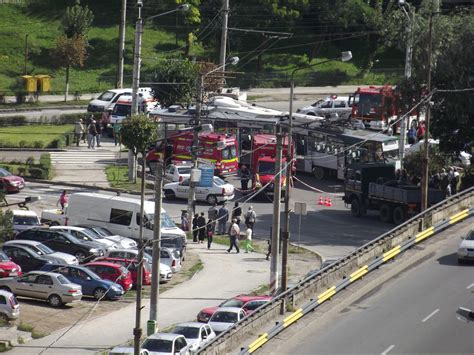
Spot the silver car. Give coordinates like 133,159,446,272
76,225,137,249
458,230,474,263
4,240,78,265
0,271,82,307
0,289,20,323
297,95,352,119
50,226,119,251
170,322,216,352
141,333,191,355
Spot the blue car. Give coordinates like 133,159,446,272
40,264,124,300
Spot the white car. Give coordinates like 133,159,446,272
458,230,474,263
170,322,216,352
164,176,234,205
208,307,246,335
141,333,191,355
296,95,352,119
87,87,152,113
3,240,78,265
12,210,41,235
164,163,192,182
50,226,118,251
76,225,137,249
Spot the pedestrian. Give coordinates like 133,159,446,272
240,164,251,192
137,93,146,113
192,213,199,242
206,221,214,249
74,119,84,147
57,190,69,210
227,219,240,253
231,202,242,226
452,169,460,195
416,122,425,142
217,204,229,235
245,205,257,229
87,119,98,149
113,120,122,146
245,223,254,253
407,125,416,145
208,203,218,228
180,211,189,232
197,212,206,244
95,119,103,147
266,239,271,260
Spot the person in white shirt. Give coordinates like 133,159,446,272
227,219,240,253
245,224,254,253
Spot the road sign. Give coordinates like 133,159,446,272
198,166,214,187
294,202,307,215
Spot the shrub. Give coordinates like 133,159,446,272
48,138,63,148
17,167,26,175
18,140,28,148
28,167,46,179
39,153,51,169
0,115,27,127
33,141,44,148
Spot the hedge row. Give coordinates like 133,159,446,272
1,153,53,179
0,112,102,127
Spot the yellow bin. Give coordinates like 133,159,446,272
35,75,52,92
21,75,37,92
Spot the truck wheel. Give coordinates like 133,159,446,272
312,166,325,180
380,204,392,223
392,206,406,225
351,198,362,217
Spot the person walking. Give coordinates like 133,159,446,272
245,223,254,253
231,202,242,226
217,204,229,235
227,219,240,253
113,120,122,146
208,203,218,228
74,119,84,147
240,164,251,193
192,213,199,242
245,206,257,229
87,119,98,149
180,211,189,232
197,212,206,244
206,221,214,249
95,119,103,147
57,190,69,211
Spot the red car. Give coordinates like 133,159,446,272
94,257,152,286
0,168,25,193
0,251,22,278
197,295,272,323
84,261,133,292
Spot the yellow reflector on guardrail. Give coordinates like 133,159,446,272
450,209,469,224
248,333,268,353
283,308,303,327
350,265,368,282
317,286,336,304
383,245,401,262
415,226,434,243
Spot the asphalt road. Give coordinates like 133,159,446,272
266,221,474,355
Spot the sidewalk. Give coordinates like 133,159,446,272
8,243,270,354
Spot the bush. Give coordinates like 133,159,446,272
33,141,44,148
28,167,46,179
39,153,51,169
18,140,28,148
0,115,27,127
48,138,63,148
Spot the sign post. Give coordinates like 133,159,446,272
294,202,307,248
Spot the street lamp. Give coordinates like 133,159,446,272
128,2,190,182
186,57,239,232
279,51,352,295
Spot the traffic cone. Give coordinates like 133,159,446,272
323,197,328,206
318,196,323,205
326,197,332,207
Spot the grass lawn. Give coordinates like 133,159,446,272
0,124,73,148
105,164,153,192
0,100,89,109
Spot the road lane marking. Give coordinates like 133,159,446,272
381,344,395,355
467,283,474,289
422,308,439,322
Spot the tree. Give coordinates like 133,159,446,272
0,193,13,242
150,59,198,107
62,0,94,38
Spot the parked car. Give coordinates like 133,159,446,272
164,163,192,182
164,176,235,205
458,230,474,263
2,244,52,272
208,307,246,335
4,240,78,265
0,271,82,307
170,322,216,352
87,88,132,112
197,295,272,323
0,289,20,323
75,225,137,249
41,264,124,300
296,95,352,119
50,226,118,251
84,261,133,292
12,210,41,235
108,347,149,355
141,333,191,355
93,257,153,286
157,235,187,262
15,228,106,263
0,251,22,278
0,167,25,193
142,247,181,273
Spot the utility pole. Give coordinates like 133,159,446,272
148,154,163,335
270,128,283,294
219,0,229,70
117,0,127,88
24,34,29,75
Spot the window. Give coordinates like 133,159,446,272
334,100,347,108
174,337,187,351
180,179,190,186
200,327,207,339
320,100,333,108
13,248,30,258
13,216,40,226
211,311,238,323
57,275,70,285
0,295,5,305
97,91,115,101
36,275,53,285
110,208,133,226
20,274,37,283
142,339,172,353
173,326,199,339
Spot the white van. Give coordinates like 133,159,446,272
64,193,184,241
87,87,153,113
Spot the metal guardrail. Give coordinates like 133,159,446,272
196,187,474,354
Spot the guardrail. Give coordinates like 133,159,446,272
197,187,474,354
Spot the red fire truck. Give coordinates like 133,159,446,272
146,132,239,176
249,134,294,199
349,85,399,130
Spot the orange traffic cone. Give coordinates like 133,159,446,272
318,196,323,205
326,197,332,207
323,197,328,206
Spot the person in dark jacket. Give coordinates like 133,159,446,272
95,119,103,147
192,213,199,242
231,202,242,226
240,165,251,192
206,221,214,249
217,204,229,235
197,212,206,244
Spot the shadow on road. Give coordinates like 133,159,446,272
437,252,462,266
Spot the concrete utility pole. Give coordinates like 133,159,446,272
270,128,283,294
24,34,29,75
116,0,127,88
219,0,229,70
148,157,163,334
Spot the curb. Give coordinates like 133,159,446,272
0,105,86,114
0,148,67,152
